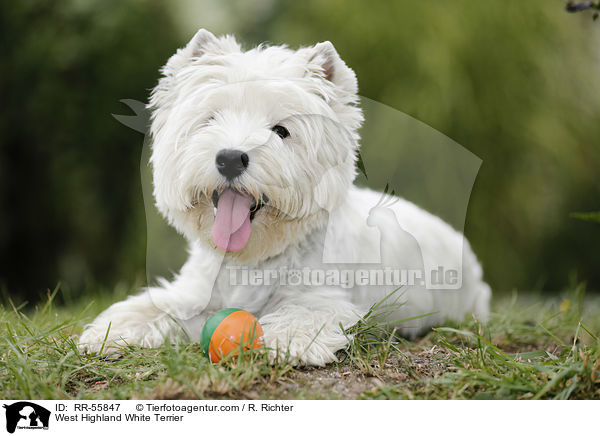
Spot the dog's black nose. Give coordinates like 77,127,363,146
215,149,249,180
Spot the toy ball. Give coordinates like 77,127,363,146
200,308,264,363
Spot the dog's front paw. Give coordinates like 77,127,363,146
77,323,128,355
261,325,350,367
77,316,175,355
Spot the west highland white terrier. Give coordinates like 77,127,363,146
78,29,491,366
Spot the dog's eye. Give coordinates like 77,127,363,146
271,125,290,139
199,115,215,129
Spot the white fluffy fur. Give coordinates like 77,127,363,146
78,30,491,366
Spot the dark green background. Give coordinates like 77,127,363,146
1,0,598,302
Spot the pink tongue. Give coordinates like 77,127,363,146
212,189,252,251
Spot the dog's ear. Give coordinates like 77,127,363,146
150,29,241,110
164,29,219,72
186,28,219,58
162,29,244,74
162,29,219,76
304,41,358,95
180,29,242,60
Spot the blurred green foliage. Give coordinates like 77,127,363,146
0,0,180,299
1,0,599,300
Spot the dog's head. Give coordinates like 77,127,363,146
149,29,363,261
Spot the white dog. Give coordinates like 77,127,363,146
78,29,491,366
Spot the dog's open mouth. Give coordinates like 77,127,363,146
211,188,268,252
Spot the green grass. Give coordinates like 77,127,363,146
1,283,599,399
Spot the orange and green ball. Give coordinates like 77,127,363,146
200,308,264,363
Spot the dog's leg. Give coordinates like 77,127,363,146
78,244,222,354
259,288,362,366
78,289,174,354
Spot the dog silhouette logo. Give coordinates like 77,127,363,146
3,402,50,433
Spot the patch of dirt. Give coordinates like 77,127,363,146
255,344,456,399
140,337,458,400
